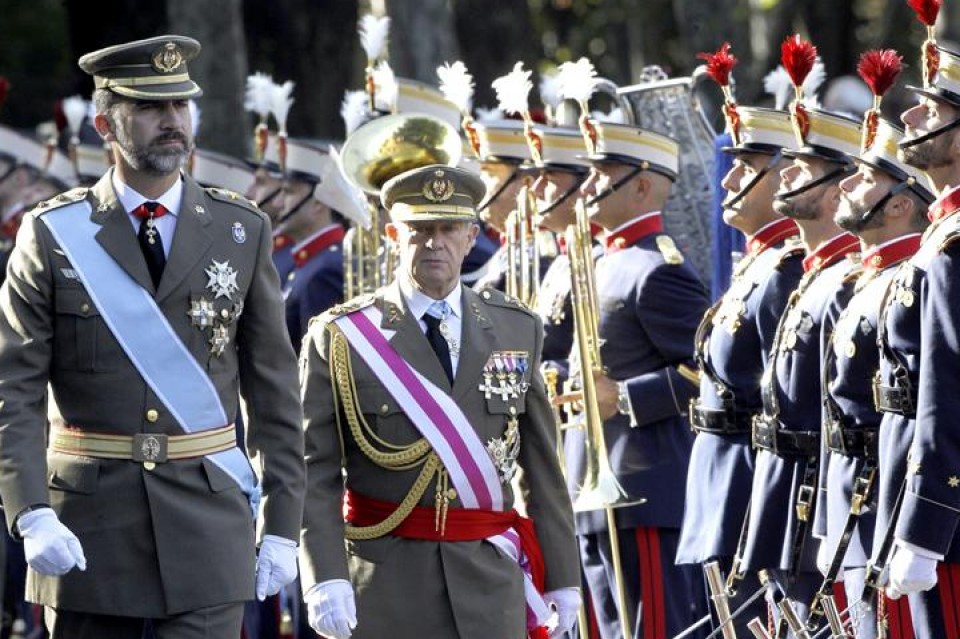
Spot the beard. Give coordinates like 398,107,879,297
898,129,952,171
772,193,818,220
114,125,192,175
835,194,884,233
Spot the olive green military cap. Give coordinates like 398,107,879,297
78,35,202,101
381,164,485,223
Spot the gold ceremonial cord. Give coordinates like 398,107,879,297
328,326,443,540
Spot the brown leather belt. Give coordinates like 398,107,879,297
51,424,236,464
751,415,819,457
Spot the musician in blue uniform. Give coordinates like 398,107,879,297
813,116,932,638
566,117,709,639
677,105,803,636
741,102,863,630
873,45,960,635
278,139,350,354
245,133,295,285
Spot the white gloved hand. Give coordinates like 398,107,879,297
305,578,357,639
886,544,939,599
544,587,582,637
17,507,86,576
255,535,299,600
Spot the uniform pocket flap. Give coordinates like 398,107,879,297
54,287,100,317
47,453,101,494
201,457,239,493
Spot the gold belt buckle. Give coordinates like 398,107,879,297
132,434,168,464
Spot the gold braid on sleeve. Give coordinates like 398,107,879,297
329,326,444,540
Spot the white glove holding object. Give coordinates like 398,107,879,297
305,578,357,639
18,507,86,576
886,543,939,599
545,587,582,637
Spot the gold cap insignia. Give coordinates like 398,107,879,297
422,170,455,203
152,42,183,74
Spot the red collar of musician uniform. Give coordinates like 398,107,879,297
860,233,922,276
745,217,799,257
928,185,960,223
801,232,859,273
291,224,345,268
0,210,23,240
272,231,294,253
604,212,663,254
557,223,604,255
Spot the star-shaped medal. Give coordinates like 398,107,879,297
205,260,240,300
209,324,230,357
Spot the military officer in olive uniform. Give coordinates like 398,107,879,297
298,164,581,639
677,103,803,636
0,36,306,639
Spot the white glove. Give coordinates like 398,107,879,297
305,578,357,639
886,543,939,599
255,535,299,600
544,587,581,637
17,507,86,576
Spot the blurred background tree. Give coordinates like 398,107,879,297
0,0,951,154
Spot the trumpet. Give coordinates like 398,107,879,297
562,197,638,638
340,112,462,296
505,178,542,307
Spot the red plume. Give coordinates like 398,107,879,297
0,77,9,111
698,42,738,88
781,35,818,88
907,0,942,26
857,49,903,98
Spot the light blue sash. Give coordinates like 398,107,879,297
40,201,261,517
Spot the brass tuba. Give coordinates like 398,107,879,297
340,113,463,297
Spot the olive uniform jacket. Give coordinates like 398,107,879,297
0,171,306,616
298,281,580,639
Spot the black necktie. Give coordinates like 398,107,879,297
422,313,454,384
135,201,166,288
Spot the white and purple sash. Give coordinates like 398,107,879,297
333,304,551,627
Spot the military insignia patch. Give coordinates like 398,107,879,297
205,260,240,300
232,222,246,244
152,42,183,73
422,170,456,203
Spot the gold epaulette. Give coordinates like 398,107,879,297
30,188,89,216
938,218,960,252
776,238,806,262
205,186,259,210
656,235,684,265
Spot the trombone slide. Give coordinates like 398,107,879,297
704,561,738,639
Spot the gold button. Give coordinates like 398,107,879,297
446,488,457,500
143,461,156,471
380,404,390,415
80,302,90,314
220,309,229,318
482,291,491,299
146,409,159,423
509,406,517,415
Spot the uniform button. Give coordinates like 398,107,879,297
446,489,457,500
220,309,229,319
380,404,390,415
146,409,159,423
509,406,517,415
80,302,90,314
143,461,156,471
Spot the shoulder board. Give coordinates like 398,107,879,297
29,187,89,216
324,292,377,320
841,262,865,284
655,234,684,265
477,287,534,314
205,187,260,211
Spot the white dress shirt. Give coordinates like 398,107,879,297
398,274,464,376
113,170,183,259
